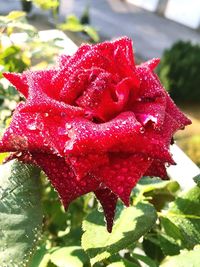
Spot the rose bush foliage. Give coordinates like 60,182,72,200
0,37,191,232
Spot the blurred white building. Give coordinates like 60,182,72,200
127,0,200,29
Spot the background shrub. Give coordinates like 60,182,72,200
157,41,200,102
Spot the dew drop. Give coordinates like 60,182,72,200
117,175,124,181
61,112,66,117
27,122,37,130
117,186,124,194
58,127,67,135
139,127,145,134
65,123,72,130
37,122,44,130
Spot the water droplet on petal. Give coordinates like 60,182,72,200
27,122,37,130
117,175,124,181
117,186,124,194
58,127,67,135
139,127,145,133
61,112,66,117
37,122,44,130
65,123,72,130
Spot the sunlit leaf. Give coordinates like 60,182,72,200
132,253,158,267
163,186,200,249
107,259,138,267
160,246,200,267
82,202,157,265
50,246,89,267
7,11,26,21
84,25,100,42
0,160,43,266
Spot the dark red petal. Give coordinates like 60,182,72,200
58,54,71,67
132,96,166,128
66,153,109,180
23,70,85,117
60,68,92,104
21,99,85,118
25,70,61,100
3,72,28,98
76,72,133,121
19,71,84,117
136,62,165,99
146,112,181,146
94,37,135,74
61,44,91,71
93,153,152,206
165,92,191,128
31,153,100,208
113,40,135,78
52,44,92,92
0,103,77,156
140,58,160,71
95,188,118,233
64,112,172,162
145,159,168,179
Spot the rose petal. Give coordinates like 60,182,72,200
145,159,168,179
58,54,71,67
25,69,61,100
136,61,165,99
3,72,28,98
140,58,160,71
95,188,118,233
132,96,166,128
0,103,75,156
31,153,100,208
93,153,152,205
95,37,135,75
76,71,134,121
64,112,172,162
165,92,191,128
66,153,109,180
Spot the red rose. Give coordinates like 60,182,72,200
0,37,191,232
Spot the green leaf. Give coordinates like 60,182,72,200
0,160,43,266
32,0,59,10
160,217,182,240
29,244,51,267
134,177,179,199
164,186,200,249
142,237,164,263
160,246,200,267
84,26,99,42
133,177,180,211
7,11,26,21
136,177,179,193
82,202,157,265
107,259,139,267
158,234,181,256
193,173,200,186
50,246,89,267
59,15,83,32
132,253,158,267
